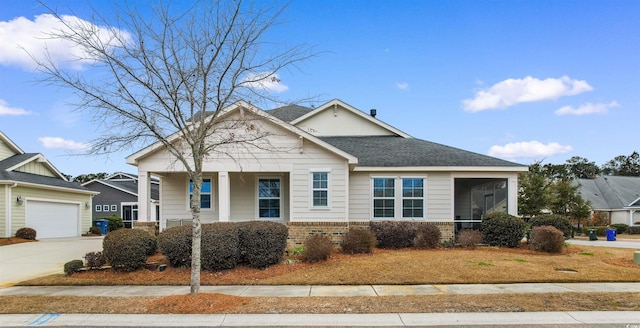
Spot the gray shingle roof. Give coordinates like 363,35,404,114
0,154,91,192
96,179,160,200
320,136,525,167
577,176,640,210
267,104,313,122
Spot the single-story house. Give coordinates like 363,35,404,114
125,99,527,244
577,176,640,226
0,131,98,238
82,172,160,228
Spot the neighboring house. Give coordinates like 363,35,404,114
82,172,160,228
577,176,640,226
126,99,527,244
0,131,98,238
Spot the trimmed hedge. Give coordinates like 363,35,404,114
414,223,441,249
103,229,156,272
609,223,629,234
84,251,106,269
529,226,564,253
302,234,333,263
16,227,36,240
528,214,573,239
580,226,608,237
237,221,288,269
341,229,376,254
201,223,239,271
628,226,640,235
480,212,525,248
370,221,417,249
64,260,84,276
96,215,124,232
157,225,192,267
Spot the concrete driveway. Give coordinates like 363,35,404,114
0,236,103,287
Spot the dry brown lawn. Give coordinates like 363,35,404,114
5,243,640,314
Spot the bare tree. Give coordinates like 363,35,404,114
35,0,313,294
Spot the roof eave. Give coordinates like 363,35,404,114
3,180,99,195
353,166,528,172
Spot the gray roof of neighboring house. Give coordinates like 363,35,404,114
0,164,90,193
320,136,525,167
0,153,37,169
577,176,640,210
266,104,313,122
86,179,160,200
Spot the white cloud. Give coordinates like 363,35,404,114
463,76,593,112
396,82,409,90
0,14,131,71
38,136,89,150
0,99,31,116
488,141,572,158
554,101,619,116
242,72,288,93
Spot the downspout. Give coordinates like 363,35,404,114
5,183,17,237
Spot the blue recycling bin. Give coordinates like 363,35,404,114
93,219,108,235
606,229,617,241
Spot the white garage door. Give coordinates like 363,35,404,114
26,201,79,238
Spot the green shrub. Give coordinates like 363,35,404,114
89,226,102,235
528,214,573,239
341,229,375,254
84,251,106,269
580,226,608,236
103,229,154,272
629,226,640,235
201,223,239,271
96,215,124,232
413,223,441,249
609,223,629,234
302,234,333,263
480,212,525,248
529,226,564,253
237,221,288,269
15,227,36,240
457,229,482,248
64,260,84,275
370,221,417,249
157,225,192,267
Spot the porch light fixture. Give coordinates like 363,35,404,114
16,196,23,204
85,202,90,209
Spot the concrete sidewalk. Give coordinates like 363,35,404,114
2,282,640,297
1,311,639,327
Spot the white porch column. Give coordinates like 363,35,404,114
508,176,519,216
138,171,151,222
631,209,636,226
218,171,230,222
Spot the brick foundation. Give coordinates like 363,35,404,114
133,221,158,236
286,221,455,249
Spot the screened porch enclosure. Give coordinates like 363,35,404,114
454,178,509,231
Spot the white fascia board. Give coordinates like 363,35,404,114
8,180,100,195
0,131,25,154
126,100,359,166
290,99,413,138
625,196,640,208
353,166,529,172
6,154,68,180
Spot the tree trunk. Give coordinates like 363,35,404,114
189,175,202,295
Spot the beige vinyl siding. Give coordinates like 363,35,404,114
160,173,220,224
9,186,91,236
0,186,6,236
295,104,395,137
229,172,256,220
0,141,17,160
15,161,57,177
348,171,453,222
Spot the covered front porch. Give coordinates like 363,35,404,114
136,171,291,232
453,176,515,232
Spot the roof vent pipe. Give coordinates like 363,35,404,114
370,109,377,118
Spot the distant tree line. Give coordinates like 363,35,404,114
62,172,109,183
540,151,640,180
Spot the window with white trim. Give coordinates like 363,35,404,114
189,178,212,209
311,172,329,207
373,177,395,218
258,178,280,218
95,205,102,212
402,178,424,218
110,204,117,212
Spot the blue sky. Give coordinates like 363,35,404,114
1,0,639,177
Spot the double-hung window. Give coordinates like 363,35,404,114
373,177,395,218
311,172,329,208
402,178,424,218
258,178,280,218
189,178,212,209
